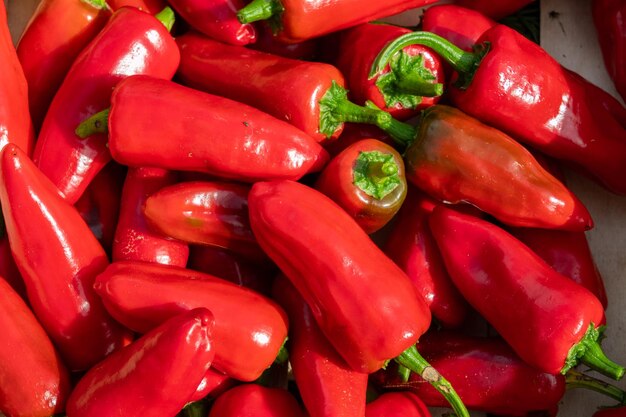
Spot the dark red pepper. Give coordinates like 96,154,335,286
113,167,189,266
331,23,444,120
33,6,180,204
208,384,306,417
365,392,432,417
77,75,329,182
314,138,407,234
421,4,496,51
0,236,26,300
66,308,215,417
428,206,623,379
93,260,289,381
107,0,167,13
0,144,131,371
0,279,71,417
593,0,626,101
454,0,535,20
273,275,368,417
595,406,626,417
16,0,111,130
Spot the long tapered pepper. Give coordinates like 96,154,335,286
366,392,432,417
77,75,329,182
273,276,368,417
421,4,496,51
113,167,189,266
208,385,306,417
0,0,34,155
248,180,469,417
0,144,131,371
33,6,180,204
93,261,289,381
236,0,438,43
16,0,111,130
428,207,624,379
455,0,535,20
0,279,71,417
67,308,215,417
371,26,626,194
314,138,407,234
331,23,444,120
593,0,626,102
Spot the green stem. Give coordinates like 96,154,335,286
81,0,109,9
353,151,400,200
155,6,176,32
396,345,469,417
563,324,625,381
237,0,284,24
397,364,411,383
182,401,208,417
274,338,289,365
393,72,444,97
566,370,626,403
369,32,490,90
75,108,110,139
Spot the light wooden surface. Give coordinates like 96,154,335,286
6,1,626,416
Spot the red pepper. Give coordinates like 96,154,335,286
16,0,111,130
365,392,432,417
143,180,265,261
208,385,306,417
190,369,234,402
113,167,189,266
371,26,626,194
314,138,406,234
331,23,444,120
0,236,27,300
66,308,215,417
454,0,534,20
169,0,256,45
93,261,289,381
0,0,35,155
248,180,469,417
273,275,368,417
77,75,329,182
428,206,623,379
0,279,71,417
236,0,438,43
595,407,626,417
250,24,320,60
32,6,180,204
0,144,131,371
106,0,167,13
383,187,469,328
593,0,626,102
421,4,496,51
323,123,395,157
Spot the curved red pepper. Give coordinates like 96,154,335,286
16,0,111,130
143,181,265,261
79,75,329,181
273,276,368,417
93,261,289,381
0,144,131,371
384,187,469,328
332,23,444,120
66,308,215,417
33,6,180,204
236,0,438,43
113,167,189,266
107,0,167,13
315,138,407,234
454,0,534,20
0,279,71,417
169,0,256,45
208,385,306,417
421,4,495,51
366,392,432,417
428,206,623,379
593,0,626,102
0,0,34,155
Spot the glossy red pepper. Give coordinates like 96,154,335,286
33,6,180,204
66,308,215,417
0,0,35,155
190,368,234,402
323,123,395,157
0,144,131,371
428,206,623,379
315,138,406,234
169,0,256,45
371,26,626,194
421,4,496,51
593,0,626,101
236,0,438,43
332,23,444,120
113,167,189,266
250,24,320,60
0,279,71,417
143,181,265,261
595,406,626,417
93,261,289,381
365,392,431,417
454,0,534,20
273,276,368,417
248,180,469,417
16,0,111,130
208,385,306,417
383,187,469,328
77,75,329,182
106,0,166,13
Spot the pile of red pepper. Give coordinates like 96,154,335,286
1,0,626,416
